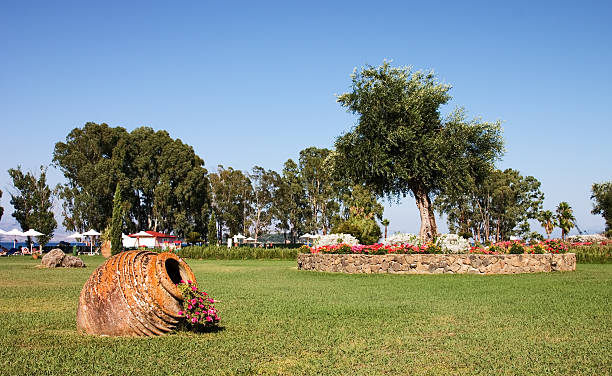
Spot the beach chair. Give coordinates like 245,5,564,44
7,248,21,256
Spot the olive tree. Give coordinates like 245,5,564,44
335,62,503,242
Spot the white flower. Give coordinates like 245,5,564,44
383,233,421,246
436,234,470,254
314,233,359,247
566,234,607,242
382,233,470,253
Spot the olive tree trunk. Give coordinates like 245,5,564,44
414,187,437,243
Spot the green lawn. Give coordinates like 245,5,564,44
0,256,610,375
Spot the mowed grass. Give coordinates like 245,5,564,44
0,257,610,375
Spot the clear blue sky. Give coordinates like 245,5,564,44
1,0,610,237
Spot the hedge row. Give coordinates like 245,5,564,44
176,244,612,263
176,246,299,260
569,244,612,264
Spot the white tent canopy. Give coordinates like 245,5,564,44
66,232,83,239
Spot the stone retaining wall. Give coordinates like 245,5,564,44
297,253,576,274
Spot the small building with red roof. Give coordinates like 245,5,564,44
125,231,181,250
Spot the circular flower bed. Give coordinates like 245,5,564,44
302,238,572,256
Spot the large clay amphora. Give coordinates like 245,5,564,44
76,251,196,336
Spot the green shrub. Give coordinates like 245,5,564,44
509,242,526,254
176,245,299,260
332,218,381,245
570,244,612,264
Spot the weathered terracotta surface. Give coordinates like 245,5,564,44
76,251,196,336
101,240,111,258
297,253,576,275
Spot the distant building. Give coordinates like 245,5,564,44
124,231,181,250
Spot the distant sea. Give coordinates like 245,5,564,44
1,241,85,250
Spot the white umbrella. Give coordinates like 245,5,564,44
300,233,319,246
23,229,43,237
82,229,101,254
22,229,43,253
66,232,84,255
131,231,152,248
233,233,246,246
5,229,25,249
244,236,256,247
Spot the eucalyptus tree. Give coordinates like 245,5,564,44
556,202,575,240
8,166,57,246
127,127,211,237
248,166,281,242
299,147,340,234
591,181,612,234
335,62,504,242
489,170,544,241
209,166,253,237
338,184,384,222
538,210,555,239
53,122,130,232
207,212,218,245
275,159,309,243
436,168,544,242
54,123,211,237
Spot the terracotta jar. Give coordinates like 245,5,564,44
76,251,196,336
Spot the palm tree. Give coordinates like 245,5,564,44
556,202,575,240
538,210,555,239
381,219,390,240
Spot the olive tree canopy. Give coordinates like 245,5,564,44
335,62,504,242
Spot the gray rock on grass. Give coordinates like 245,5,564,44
41,248,86,268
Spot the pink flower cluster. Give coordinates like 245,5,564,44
309,242,440,255
470,239,570,254
176,279,220,328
